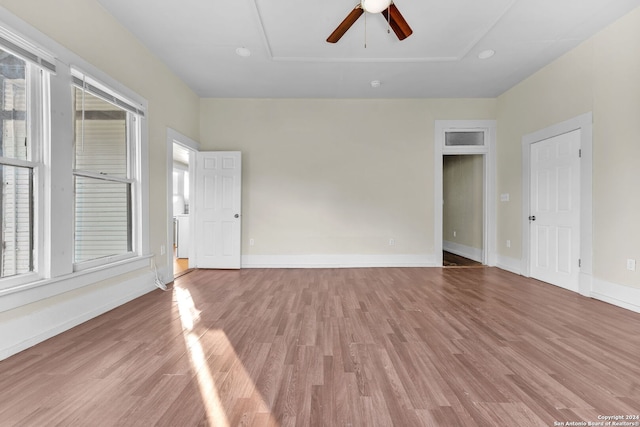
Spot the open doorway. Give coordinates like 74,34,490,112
166,128,199,280
434,120,496,268
443,154,484,267
172,144,191,277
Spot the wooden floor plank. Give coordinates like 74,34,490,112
1,267,640,426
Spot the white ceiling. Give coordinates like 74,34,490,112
97,0,640,98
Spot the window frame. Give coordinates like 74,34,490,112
0,17,150,302
442,127,490,155
71,71,143,271
0,42,47,288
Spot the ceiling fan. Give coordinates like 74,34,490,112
326,0,413,43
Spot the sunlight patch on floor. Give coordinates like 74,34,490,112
175,286,276,426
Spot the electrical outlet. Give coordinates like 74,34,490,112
627,259,636,271
249,238,255,246
389,238,395,246
160,245,166,255
506,240,511,248
500,193,510,202
453,231,457,238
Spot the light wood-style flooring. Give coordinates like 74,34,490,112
1,267,639,426
173,246,191,277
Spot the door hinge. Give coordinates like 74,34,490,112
578,259,582,267
579,149,582,158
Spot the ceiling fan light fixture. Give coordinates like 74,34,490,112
361,0,392,14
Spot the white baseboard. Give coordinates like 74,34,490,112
590,277,640,314
496,254,522,275
241,254,439,269
495,256,640,314
0,272,157,361
578,272,593,297
443,241,483,263
158,265,173,284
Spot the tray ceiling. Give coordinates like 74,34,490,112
97,0,640,98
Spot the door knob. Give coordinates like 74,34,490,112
528,215,536,221
234,214,239,218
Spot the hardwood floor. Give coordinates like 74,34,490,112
443,251,483,267
173,246,191,277
1,267,639,426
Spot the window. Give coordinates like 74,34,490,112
0,19,148,299
445,131,485,146
0,47,43,279
442,127,490,156
72,74,142,267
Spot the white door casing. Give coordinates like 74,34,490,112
194,151,242,269
521,113,593,296
529,130,581,291
434,120,497,267
166,128,199,282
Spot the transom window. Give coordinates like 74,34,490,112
445,130,485,147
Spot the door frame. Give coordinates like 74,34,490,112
435,120,496,267
521,112,593,296
165,128,199,280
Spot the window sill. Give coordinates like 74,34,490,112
73,252,138,272
0,254,153,314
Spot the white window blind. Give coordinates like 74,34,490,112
1,165,32,276
71,73,144,117
0,26,55,73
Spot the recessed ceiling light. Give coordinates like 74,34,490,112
370,80,381,88
235,47,251,57
478,49,495,60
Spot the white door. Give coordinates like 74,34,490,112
530,130,580,291
194,151,242,269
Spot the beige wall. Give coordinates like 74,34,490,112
497,7,640,288
200,99,496,259
495,42,594,262
443,155,483,251
592,7,640,288
0,0,201,271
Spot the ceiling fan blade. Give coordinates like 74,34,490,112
327,5,364,43
381,3,413,40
